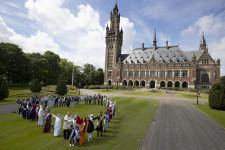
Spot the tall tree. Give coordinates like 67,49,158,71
0,75,9,100
43,51,60,85
26,53,46,83
95,68,104,85
0,43,30,83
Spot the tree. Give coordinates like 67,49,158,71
95,68,104,85
83,63,95,75
26,53,47,83
43,51,60,85
0,76,9,100
221,76,225,86
0,43,30,83
55,80,67,95
209,83,225,110
30,79,41,92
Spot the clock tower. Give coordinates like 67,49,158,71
104,2,123,85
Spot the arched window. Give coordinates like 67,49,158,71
134,80,139,86
175,81,180,88
167,81,173,87
160,81,166,88
182,81,188,88
202,74,209,83
128,80,133,86
150,81,155,88
141,81,145,87
108,80,112,86
123,80,127,86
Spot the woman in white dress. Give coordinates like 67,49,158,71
52,114,63,136
38,105,44,126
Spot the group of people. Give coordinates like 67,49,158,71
16,94,117,147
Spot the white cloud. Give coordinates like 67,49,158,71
0,17,61,54
209,37,225,76
181,12,225,76
181,13,225,36
120,17,136,53
24,0,136,69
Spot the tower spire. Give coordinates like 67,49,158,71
200,31,207,51
201,32,206,44
153,29,157,50
114,0,118,10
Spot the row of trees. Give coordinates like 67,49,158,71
0,42,104,87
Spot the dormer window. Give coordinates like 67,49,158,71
202,59,209,64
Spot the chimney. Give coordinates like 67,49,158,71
142,43,144,51
166,41,168,49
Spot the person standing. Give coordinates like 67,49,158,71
38,105,44,126
103,112,109,132
52,114,63,136
44,95,48,108
63,112,72,139
43,108,52,133
87,114,95,141
54,96,58,107
95,112,104,137
80,117,87,146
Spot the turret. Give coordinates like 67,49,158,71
200,32,207,51
153,29,157,50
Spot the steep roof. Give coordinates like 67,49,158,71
122,46,204,64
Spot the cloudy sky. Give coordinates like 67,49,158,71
0,0,225,75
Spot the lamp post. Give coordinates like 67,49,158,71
197,87,199,105
78,83,81,95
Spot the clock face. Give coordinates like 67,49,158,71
109,44,113,49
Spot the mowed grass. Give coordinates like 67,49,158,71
123,92,166,97
193,103,225,128
0,97,159,150
95,89,128,93
176,93,208,99
0,88,79,105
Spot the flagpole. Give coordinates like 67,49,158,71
72,61,74,86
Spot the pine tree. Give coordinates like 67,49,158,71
30,79,41,92
55,80,67,95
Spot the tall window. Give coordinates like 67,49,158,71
128,71,133,77
160,70,165,77
202,74,209,83
182,70,188,77
146,71,149,77
150,70,156,77
123,71,127,77
175,70,180,77
140,71,145,77
167,70,172,77
135,71,139,77
107,71,112,77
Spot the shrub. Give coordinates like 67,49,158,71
55,80,67,95
0,76,9,100
30,79,41,92
209,83,225,110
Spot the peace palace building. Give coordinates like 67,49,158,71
104,3,220,89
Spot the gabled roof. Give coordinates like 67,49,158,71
122,46,197,64
183,50,204,62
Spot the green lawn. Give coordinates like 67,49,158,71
123,92,166,97
95,89,128,93
0,97,159,150
176,93,208,99
193,103,225,128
